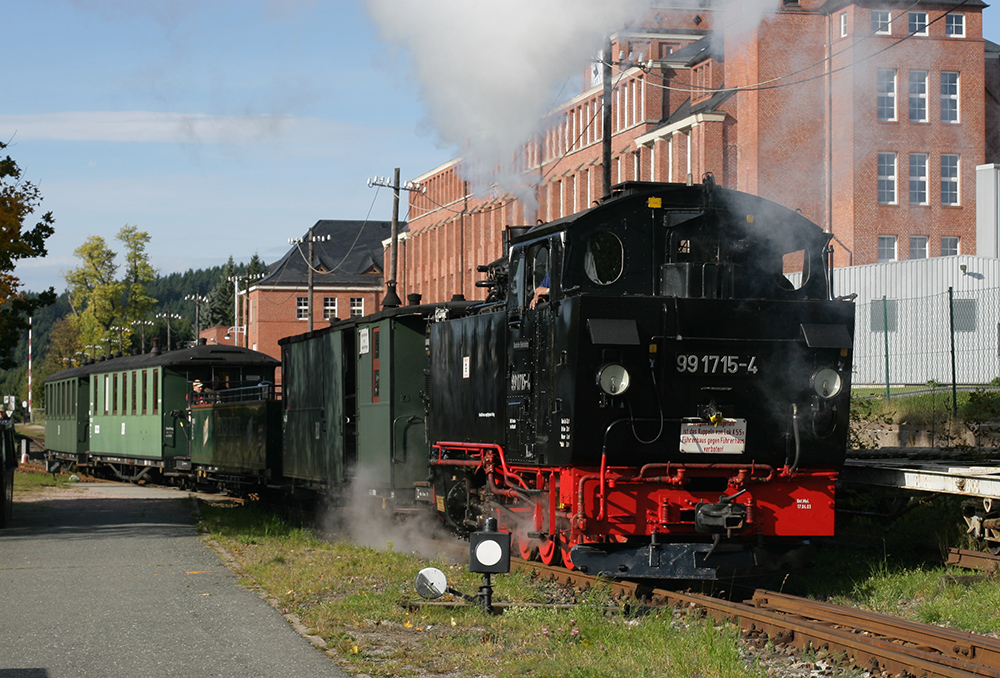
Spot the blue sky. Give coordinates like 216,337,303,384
3,0,456,293
5,1,1000,294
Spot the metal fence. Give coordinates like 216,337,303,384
854,286,1000,388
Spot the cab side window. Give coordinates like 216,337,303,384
584,231,623,285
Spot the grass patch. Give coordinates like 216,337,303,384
851,386,1000,432
787,492,1000,635
13,468,76,496
198,501,770,678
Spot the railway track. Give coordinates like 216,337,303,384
516,559,1000,678
946,548,1000,572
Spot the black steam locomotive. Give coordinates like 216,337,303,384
425,179,854,577
45,179,855,579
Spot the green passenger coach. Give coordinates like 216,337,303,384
44,367,91,463
45,341,278,482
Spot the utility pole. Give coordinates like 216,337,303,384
156,312,181,350
600,40,650,200
308,227,314,330
227,274,241,340
185,293,208,339
288,228,330,332
602,38,613,200
368,170,425,309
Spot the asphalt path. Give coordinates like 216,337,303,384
0,483,350,678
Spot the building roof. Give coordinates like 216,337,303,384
256,220,399,287
659,35,716,68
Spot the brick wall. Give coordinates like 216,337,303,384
396,2,994,300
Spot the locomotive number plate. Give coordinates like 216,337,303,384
679,418,747,454
675,353,758,375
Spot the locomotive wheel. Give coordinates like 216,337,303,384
538,537,561,566
443,482,469,533
518,531,537,560
560,542,575,570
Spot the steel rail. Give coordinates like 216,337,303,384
946,547,1000,572
512,558,1000,678
747,590,1000,674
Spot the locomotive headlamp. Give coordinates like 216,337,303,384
597,363,631,396
811,367,843,399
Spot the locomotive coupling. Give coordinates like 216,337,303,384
694,502,747,536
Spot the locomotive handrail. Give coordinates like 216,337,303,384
392,415,422,464
431,441,535,493
190,382,281,406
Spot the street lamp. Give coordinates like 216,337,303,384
156,312,182,350
223,325,246,346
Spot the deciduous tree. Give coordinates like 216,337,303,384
0,141,56,368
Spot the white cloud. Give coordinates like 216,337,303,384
0,111,368,146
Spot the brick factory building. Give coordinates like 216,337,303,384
240,220,392,364
397,0,1000,303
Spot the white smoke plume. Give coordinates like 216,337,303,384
320,466,466,565
365,0,651,213
713,0,783,47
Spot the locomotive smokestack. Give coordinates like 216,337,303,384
407,293,422,306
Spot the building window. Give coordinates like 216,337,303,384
941,154,960,205
941,72,959,123
296,296,308,320
350,297,364,317
942,236,960,256
877,69,896,121
871,10,891,34
908,11,927,35
323,297,337,320
946,13,965,38
878,152,897,204
909,235,928,259
840,12,848,38
878,235,898,262
908,70,927,122
909,153,928,204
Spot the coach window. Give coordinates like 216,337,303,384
152,369,159,414
584,231,624,285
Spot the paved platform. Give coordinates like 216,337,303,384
0,484,350,678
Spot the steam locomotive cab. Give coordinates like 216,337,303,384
429,180,855,578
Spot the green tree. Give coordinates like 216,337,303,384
119,225,157,351
0,142,57,368
64,225,158,355
247,252,268,278
65,235,122,353
206,256,237,327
